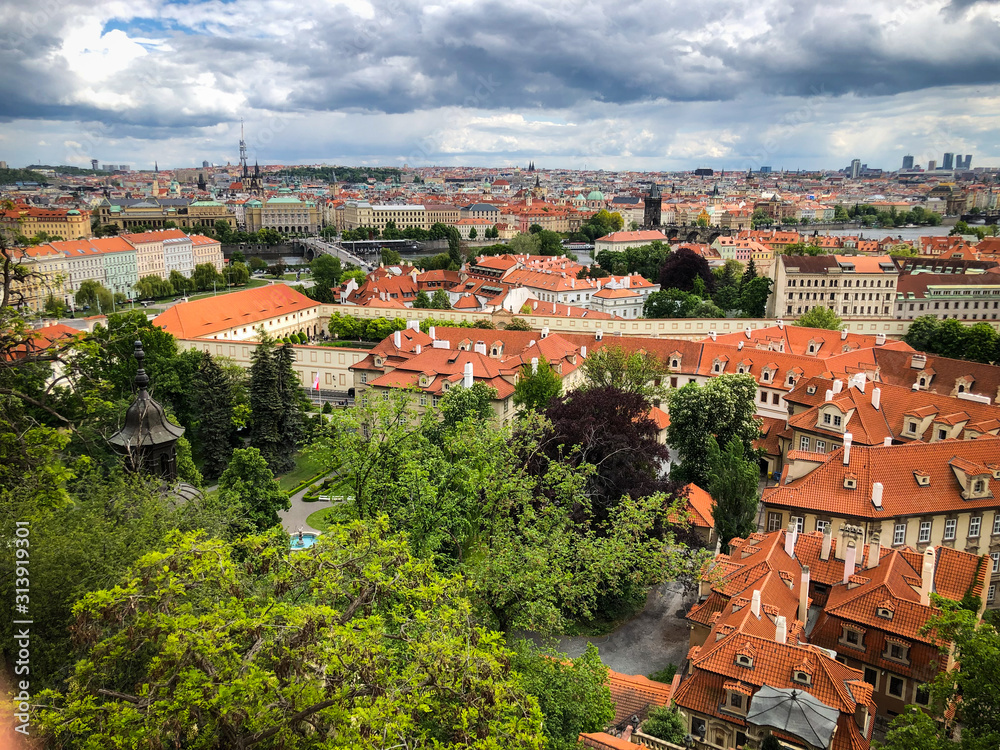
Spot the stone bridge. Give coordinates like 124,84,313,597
649,225,736,245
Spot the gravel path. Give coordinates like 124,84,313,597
279,482,326,534
517,581,695,676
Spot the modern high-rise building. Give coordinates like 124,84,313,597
942,152,955,170
959,154,973,169
928,160,937,171
91,158,100,171
901,154,914,170
849,159,861,179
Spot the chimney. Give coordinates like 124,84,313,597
920,547,935,606
871,387,881,410
775,615,788,644
867,535,881,569
463,362,473,388
415,344,422,354
875,332,886,345
784,523,796,558
531,357,538,374
843,544,857,584
799,566,810,623
871,481,883,508
738,340,744,350
883,436,892,446
596,328,603,340
528,339,536,348
824,389,834,402
474,341,487,355
842,432,853,465
832,379,843,393
541,327,549,339
428,326,436,340
745,327,752,339
407,320,420,331
393,330,402,348
709,330,717,341
751,590,761,618
841,329,849,340
411,269,418,283
777,318,784,329
581,346,587,358
821,527,832,561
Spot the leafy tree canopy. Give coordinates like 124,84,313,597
793,305,843,330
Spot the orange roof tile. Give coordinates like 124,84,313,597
152,285,319,338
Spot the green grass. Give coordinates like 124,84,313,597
186,279,269,302
306,501,358,532
275,451,327,492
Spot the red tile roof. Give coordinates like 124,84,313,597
152,285,319,338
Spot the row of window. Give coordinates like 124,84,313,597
788,278,896,288
768,512,1000,544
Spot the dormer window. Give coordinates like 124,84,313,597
973,479,986,493
793,671,812,686
884,640,910,663
877,607,893,620
808,344,816,354
919,377,927,387
762,371,771,382
915,471,930,487
374,356,384,367
844,476,857,489
807,385,817,395
713,362,721,373
735,654,753,668
908,421,918,434
671,358,680,369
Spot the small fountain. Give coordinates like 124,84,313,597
289,527,318,551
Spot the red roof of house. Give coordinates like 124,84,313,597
152,285,319,338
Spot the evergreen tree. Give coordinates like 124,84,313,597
431,289,452,309
196,351,235,479
414,289,432,308
706,436,760,552
274,343,306,474
248,337,282,469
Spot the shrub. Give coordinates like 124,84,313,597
641,705,685,744
647,664,677,684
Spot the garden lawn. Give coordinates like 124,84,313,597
276,451,326,492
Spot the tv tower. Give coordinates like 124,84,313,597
239,119,249,179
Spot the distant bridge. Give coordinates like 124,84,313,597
645,225,737,245
959,211,999,225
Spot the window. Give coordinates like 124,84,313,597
938,429,948,440
729,692,743,709
816,440,826,453
918,521,932,543
945,518,957,540
970,516,982,538
888,676,905,697
994,515,1000,535
791,516,804,533
893,523,906,545
816,519,830,534
760,391,767,403
887,643,909,662
419,394,427,406
833,415,842,427
863,667,878,688
992,552,999,574
989,585,996,603
767,512,782,532
908,421,918,433
800,436,811,451
823,413,832,425
973,479,986,493
915,685,930,706
772,393,780,405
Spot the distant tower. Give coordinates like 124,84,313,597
850,159,861,179
198,172,207,191
928,160,937,171
643,183,662,227
108,341,185,481
239,119,249,179
90,158,99,171
942,153,954,170
901,155,914,170
154,161,159,173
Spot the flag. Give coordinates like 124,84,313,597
313,374,320,391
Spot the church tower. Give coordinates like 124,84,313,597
643,182,662,228
108,341,185,480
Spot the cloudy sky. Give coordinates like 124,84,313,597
1,0,999,171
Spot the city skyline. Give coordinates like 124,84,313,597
2,0,1000,171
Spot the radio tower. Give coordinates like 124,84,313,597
239,119,249,180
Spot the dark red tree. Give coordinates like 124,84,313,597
657,247,714,294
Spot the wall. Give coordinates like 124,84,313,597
176,338,370,392
322,304,1000,340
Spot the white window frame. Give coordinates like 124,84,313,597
800,436,811,451
992,552,1000,574
944,519,957,540
970,516,982,538
816,519,830,534
989,585,996,602
918,521,932,543
893,523,906,546
791,516,805,534
816,440,826,453
993,516,1000,535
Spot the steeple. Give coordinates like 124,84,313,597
154,160,158,173
108,341,185,480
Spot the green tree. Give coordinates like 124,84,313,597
431,288,452,309
642,705,686,744
903,315,939,352
508,232,542,255
413,289,432,308
666,374,761,486
505,317,533,331
218,447,289,534
513,356,563,411
706,437,760,551
439,382,498,428
645,288,702,318
35,521,546,749
582,344,667,400
168,269,191,295
191,262,223,291
74,279,112,311
228,261,250,286
469,227,478,239
81,310,180,400
510,641,614,750
195,351,235,479
43,294,67,317
381,247,402,265
274,343,306,473
447,226,462,266
310,252,342,292
793,305,843,330
341,267,367,286
879,600,1000,750
739,274,772,317
248,338,283,468
134,274,174,299
751,208,771,229
248,256,268,273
